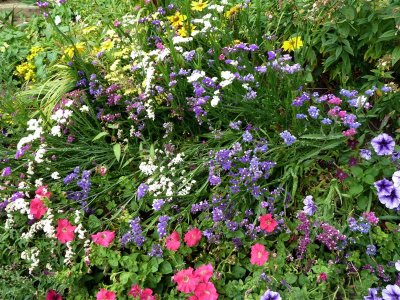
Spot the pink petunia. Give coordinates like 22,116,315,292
128,284,142,298
165,231,181,251
194,264,213,282
140,288,155,300
30,197,48,219
91,230,115,247
35,185,52,198
194,282,219,300
172,267,199,293
250,243,269,266
184,228,202,247
55,219,76,244
46,290,62,300
96,289,116,300
259,214,278,233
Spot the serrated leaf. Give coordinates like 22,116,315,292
113,143,121,162
92,131,109,141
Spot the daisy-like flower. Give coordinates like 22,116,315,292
167,12,187,28
191,0,209,11
371,133,395,156
282,36,303,52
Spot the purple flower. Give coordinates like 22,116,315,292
366,244,377,256
152,199,165,211
267,51,276,60
280,130,296,146
371,134,395,156
242,130,253,142
364,288,382,300
360,149,372,160
378,187,400,209
157,215,170,238
303,195,317,216
321,118,332,125
260,290,281,300
209,174,221,186
148,244,163,257
1,167,11,177
382,285,400,300
308,106,320,119
374,179,394,194
137,183,149,199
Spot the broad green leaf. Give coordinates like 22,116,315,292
378,30,396,42
92,131,109,141
392,46,400,65
159,261,173,274
113,143,121,162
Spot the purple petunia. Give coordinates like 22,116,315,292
382,285,400,300
374,179,394,195
303,195,317,216
378,187,400,209
371,134,395,156
364,288,382,300
260,290,281,300
360,149,372,160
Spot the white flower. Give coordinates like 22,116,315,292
54,15,62,25
392,171,400,188
187,70,205,83
80,105,89,112
51,172,60,180
51,125,61,137
211,95,220,107
35,178,43,187
395,260,400,271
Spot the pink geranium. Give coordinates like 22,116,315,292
96,289,116,300
30,197,48,219
259,214,278,233
250,243,269,266
194,282,218,300
166,231,181,251
194,264,213,282
184,228,202,247
35,185,52,198
172,267,199,293
91,230,115,247
55,219,76,244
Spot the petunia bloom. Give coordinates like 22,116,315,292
166,231,181,251
259,214,278,233
260,289,281,300
91,230,115,247
140,288,155,300
371,133,395,156
194,282,218,300
303,195,317,216
35,185,52,198
378,187,400,209
382,285,400,300
172,267,199,293
55,219,76,244
30,197,48,219
364,288,382,300
96,289,116,300
128,284,142,298
250,243,269,266
184,228,202,247
46,290,63,300
194,264,214,282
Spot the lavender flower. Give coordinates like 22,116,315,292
242,130,253,142
308,106,320,119
378,187,400,209
321,118,333,125
366,244,377,256
157,216,170,238
260,290,281,300
1,167,11,177
137,183,149,199
360,149,372,160
148,244,163,257
303,195,317,216
371,134,395,156
382,285,400,300
280,130,296,146
152,199,165,211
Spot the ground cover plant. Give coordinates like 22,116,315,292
0,0,400,299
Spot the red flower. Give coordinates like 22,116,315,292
317,272,328,283
55,219,76,244
166,231,181,251
128,284,142,297
194,282,219,300
46,290,62,300
91,230,115,247
194,264,213,282
250,243,269,266
35,185,51,198
96,289,116,300
140,288,155,300
184,228,202,247
259,214,278,233
172,267,199,293
30,197,48,219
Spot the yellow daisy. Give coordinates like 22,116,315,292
167,12,187,28
191,0,208,12
282,36,304,52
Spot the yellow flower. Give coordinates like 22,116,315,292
100,39,114,52
63,42,85,58
282,36,303,52
167,12,187,28
178,24,196,37
191,0,208,11
225,5,241,18
82,25,97,35
15,61,36,82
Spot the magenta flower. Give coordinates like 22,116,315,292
91,230,115,247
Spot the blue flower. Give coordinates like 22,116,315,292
364,288,382,300
260,290,281,300
303,195,317,216
280,130,296,146
382,285,400,300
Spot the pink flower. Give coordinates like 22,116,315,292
250,243,269,266
30,197,48,219
172,267,199,293
342,128,356,137
46,290,62,300
188,296,199,300
128,284,142,297
35,185,51,198
166,231,181,251
184,228,202,247
91,230,115,247
194,264,213,282
194,282,219,300
55,219,76,244
317,272,328,283
96,289,116,300
259,214,278,233
327,96,342,105
338,110,347,118
140,288,155,300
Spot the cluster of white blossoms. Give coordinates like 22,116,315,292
220,71,236,88
50,107,73,137
17,118,43,149
22,208,55,239
21,247,40,274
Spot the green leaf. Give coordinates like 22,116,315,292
120,272,133,285
357,196,369,210
350,166,363,178
159,261,173,274
285,273,298,284
392,46,400,65
92,131,108,141
363,175,375,185
378,30,396,42
335,46,343,59
113,143,121,162
342,7,355,20
88,215,102,230
232,265,246,279
349,184,363,196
